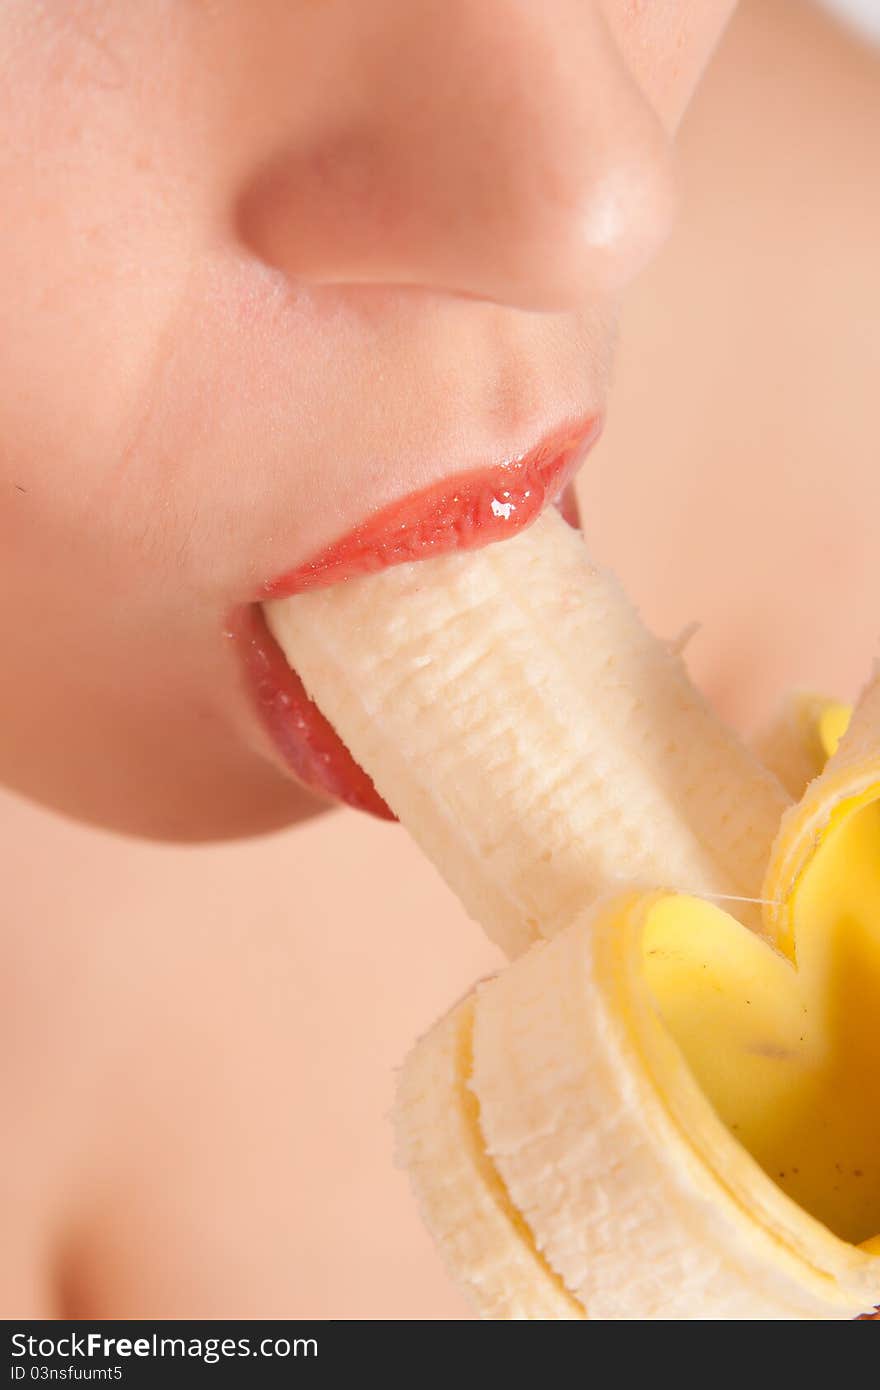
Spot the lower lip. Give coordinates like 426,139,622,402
233,602,396,818
234,417,600,816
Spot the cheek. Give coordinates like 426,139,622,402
0,219,193,621
603,0,738,131
0,9,216,600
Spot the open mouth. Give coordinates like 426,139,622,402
230,416,601,814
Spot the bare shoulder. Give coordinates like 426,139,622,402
584,0,880,731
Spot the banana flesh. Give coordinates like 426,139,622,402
752,693,850,800
395,680,880,1318
395,996,584,1319
401,898,877,1319
266,510,789,958
265,511,880,1319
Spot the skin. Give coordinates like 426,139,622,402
0,0,733,839
589,0,880,734
2,0,879,1320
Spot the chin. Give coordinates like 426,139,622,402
127,759,332,845
119,772,330,845
17,729,331,845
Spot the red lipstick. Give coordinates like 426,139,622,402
236,416,601,817
262,417,599,599
235,603,395,818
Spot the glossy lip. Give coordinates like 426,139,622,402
260,415,601,600
233,414,602,817
233,601,396,819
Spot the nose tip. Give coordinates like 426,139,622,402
476,2,679,311
571,132,679,301
236,3,678,314
482,98,678,311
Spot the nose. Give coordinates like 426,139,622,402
237,1,676,313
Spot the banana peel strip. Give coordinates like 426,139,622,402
397,684,880,1318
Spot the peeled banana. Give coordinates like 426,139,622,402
266,511,789,957
752,692,851,800
265,509,880,1319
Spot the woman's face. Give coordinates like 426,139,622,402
0,0,734,839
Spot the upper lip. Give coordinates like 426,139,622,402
258,413,602,602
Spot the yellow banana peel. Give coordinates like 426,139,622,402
398,687,880,1317
267,511,880,1317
